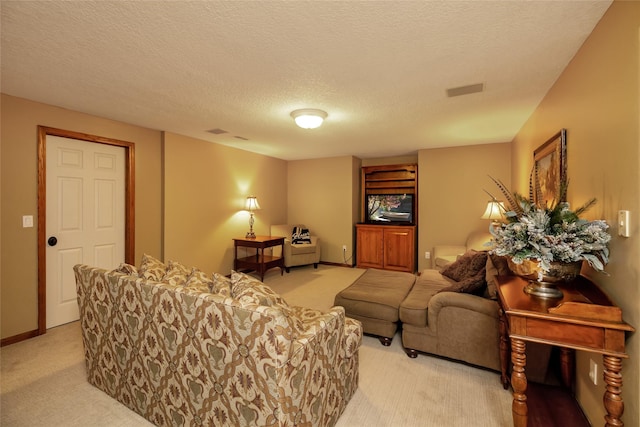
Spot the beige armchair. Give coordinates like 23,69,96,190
271,224,321,272
433,229,493,270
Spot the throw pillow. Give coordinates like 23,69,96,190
231,271,289,307
230,271,305,337
441,250,488,282
114,263,138,276
162,260,191,286
485,254,510,299
211,272,232,297
185,268,214,292
292,226,312,244
439,269,487,295
139,253,167,281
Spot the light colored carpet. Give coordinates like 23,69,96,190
0,265,513,426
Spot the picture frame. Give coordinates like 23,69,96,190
533,129,567,206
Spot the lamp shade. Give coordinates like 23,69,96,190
290,109,327,129
245,196,261,211
481,201,505,220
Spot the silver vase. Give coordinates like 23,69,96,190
507,258,582,299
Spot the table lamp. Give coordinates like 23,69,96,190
245,196,260,238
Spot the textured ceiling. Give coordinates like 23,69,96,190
1,1,611,160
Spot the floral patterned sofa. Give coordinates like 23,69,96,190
74,256,362,427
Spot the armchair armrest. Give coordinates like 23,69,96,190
288,305,360,360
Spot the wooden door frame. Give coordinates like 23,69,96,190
37,126,135,335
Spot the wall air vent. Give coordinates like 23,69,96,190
446,83,484,98
206,128,228,135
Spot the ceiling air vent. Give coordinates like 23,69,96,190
446,83,484,98
206,128,228,135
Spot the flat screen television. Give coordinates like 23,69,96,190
366,194,414,224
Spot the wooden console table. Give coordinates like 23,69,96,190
233,236,285,281
496,275,634,427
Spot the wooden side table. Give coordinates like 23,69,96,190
233,236,285,281
496,275,635,427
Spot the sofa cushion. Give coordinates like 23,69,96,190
290,242,317,255
399,269,455,327
441,250,487,282
139,253,167,281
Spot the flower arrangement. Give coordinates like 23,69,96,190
489,177,611,274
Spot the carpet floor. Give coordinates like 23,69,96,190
1,265,513,426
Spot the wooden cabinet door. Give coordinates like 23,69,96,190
356,226,384,269
383,227,415,272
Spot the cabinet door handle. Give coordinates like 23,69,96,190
391,232,408,236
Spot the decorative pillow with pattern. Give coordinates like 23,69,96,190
185,268,214,293
113,263,138,276
138,253,167,281
211,272,232,297
230,271,306,336
291,226,312,244
231,271,288,307
162,260,191,286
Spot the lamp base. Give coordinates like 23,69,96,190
245,231,256,239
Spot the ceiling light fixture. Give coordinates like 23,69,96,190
290,109,328,129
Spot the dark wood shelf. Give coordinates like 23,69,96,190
233,236,285,281
527,382,590,427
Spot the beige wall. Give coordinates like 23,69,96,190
163,132,287,274
287,156,360,264
510,2,639,425
0,94,163,339
417,143,511,271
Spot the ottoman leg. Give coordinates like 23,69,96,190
404,347,418,358
378,337,393,346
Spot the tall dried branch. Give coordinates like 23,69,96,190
488,176,523,216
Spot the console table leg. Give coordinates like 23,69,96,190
511,337,527,427
499,309,510,389
560,347,575,392
603,354,625,427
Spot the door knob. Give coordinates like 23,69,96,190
47,236,58,246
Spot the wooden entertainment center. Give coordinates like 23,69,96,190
356,164,417,273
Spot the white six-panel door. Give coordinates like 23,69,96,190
46,135,125,328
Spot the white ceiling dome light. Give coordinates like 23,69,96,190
290,109,328,129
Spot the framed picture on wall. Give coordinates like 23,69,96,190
533,129,567,206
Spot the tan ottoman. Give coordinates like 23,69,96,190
334,268,416,345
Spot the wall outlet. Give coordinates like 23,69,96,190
589,358,598,385
342,245,347,252
618,210,630,237
22,215,34,228
425,251,430,259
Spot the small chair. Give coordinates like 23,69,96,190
271,224,321,272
